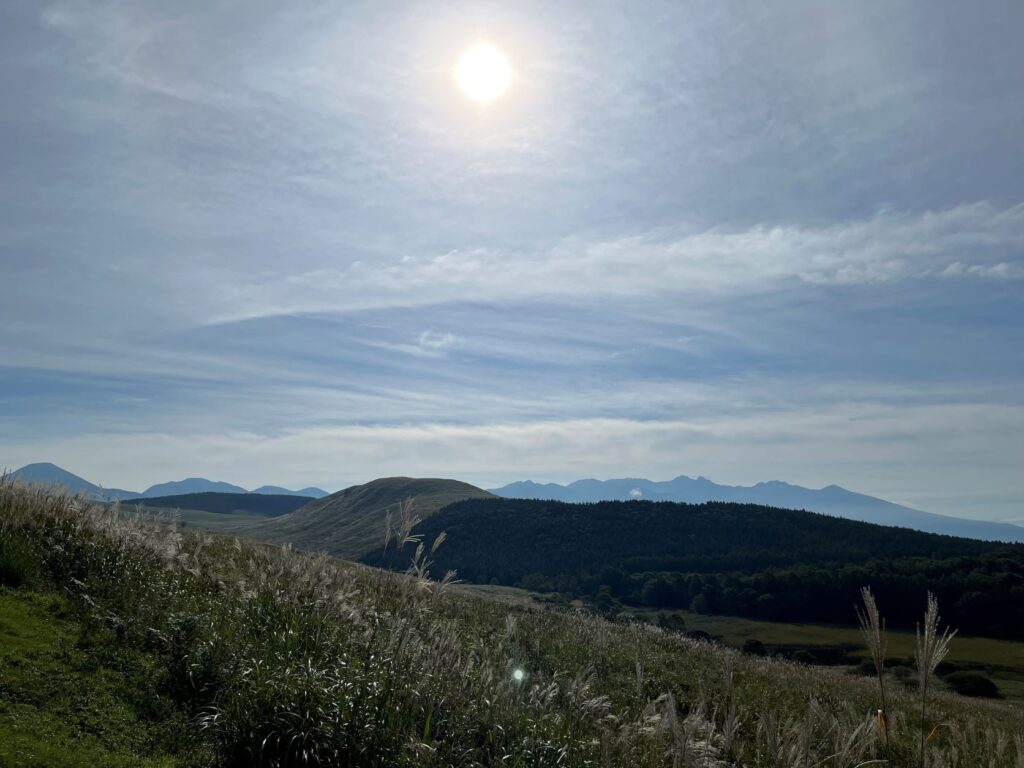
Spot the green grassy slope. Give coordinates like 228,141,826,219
648,608,1024,705
463,585,1024,706
236,477,494,559
0,589,202,767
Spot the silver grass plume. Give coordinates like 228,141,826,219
856,586,889,747
915,591,956,768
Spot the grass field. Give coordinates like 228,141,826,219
464,584,1024,706
0,588,202,767
640,608,1024,666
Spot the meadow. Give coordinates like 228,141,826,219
2,479,1023,767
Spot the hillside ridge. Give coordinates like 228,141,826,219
237,476,495,559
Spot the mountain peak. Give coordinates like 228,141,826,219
10,462,140,501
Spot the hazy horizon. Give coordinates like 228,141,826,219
3,1,1023,522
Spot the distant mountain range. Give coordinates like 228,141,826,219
9,463,1022,543
490,476,1024,543
7,463,328,500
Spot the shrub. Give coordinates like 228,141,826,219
792,649,816,665
0,534,36,587
857,657,877,676
943,671,1001,698
742,639,767,656
685,629,714,642
657,612,686,632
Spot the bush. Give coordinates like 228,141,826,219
742,639,767,656
943,671,1001,698
657,612,687,632
0,534,36,587
792,650,816,665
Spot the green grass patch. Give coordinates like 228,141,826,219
640,608,1024,666
0,588,204,767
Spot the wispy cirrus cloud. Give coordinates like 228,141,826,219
230,202,1024,319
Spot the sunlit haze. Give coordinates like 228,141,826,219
456,43,512,103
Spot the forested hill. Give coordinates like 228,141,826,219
122,491,311,517
364,498,1024,638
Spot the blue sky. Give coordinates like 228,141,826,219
1,1,1022,521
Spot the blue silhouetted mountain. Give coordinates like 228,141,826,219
489,475,1024,543
9,462,141,501
8,463,328,500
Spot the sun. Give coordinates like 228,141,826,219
455,43,512,103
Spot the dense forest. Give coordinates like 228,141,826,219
121,491,311,517
364,498,1024,638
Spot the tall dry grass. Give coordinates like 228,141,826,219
857,586,889,748
916,592,956,768
2,477,1022,767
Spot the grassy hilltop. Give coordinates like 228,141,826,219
1,479,1023,766
236,477,494,560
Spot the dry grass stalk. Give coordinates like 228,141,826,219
856,586,890,748
915,591,956,768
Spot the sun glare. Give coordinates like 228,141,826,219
455,43,512,103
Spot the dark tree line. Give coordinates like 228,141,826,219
363,498,1024,638
123,492,309,517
